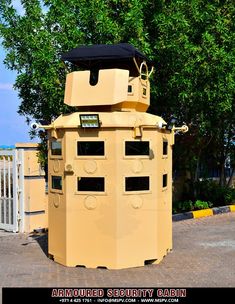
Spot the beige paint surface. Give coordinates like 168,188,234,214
46,68,177,269
64,69,150,112
48,113,173,269
16,143,48,232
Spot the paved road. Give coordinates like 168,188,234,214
0,212,234,299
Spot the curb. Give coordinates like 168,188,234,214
172,204,235,222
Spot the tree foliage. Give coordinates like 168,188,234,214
0,0,234,190
148,0,235,187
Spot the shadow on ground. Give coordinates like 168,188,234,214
22,231,48,257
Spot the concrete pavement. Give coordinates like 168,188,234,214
0,212,234,301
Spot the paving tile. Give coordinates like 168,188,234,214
0,212,234,303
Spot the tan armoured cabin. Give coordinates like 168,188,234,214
34,43,188,269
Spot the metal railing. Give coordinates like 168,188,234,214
0,149,24,232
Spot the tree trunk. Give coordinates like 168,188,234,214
227,167,234,187
193,153,201,199
219,159,226,187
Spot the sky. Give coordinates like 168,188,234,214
0,1,37,146
0,47,37,146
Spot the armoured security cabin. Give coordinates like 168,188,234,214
41,44,187,269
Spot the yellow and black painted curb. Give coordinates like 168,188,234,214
172,204,235,222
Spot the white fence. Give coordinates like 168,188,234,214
0,149,24,232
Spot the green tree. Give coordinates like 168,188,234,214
0,0,234,191
0,0,150,123
146,0,235,188
0,0,150,168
